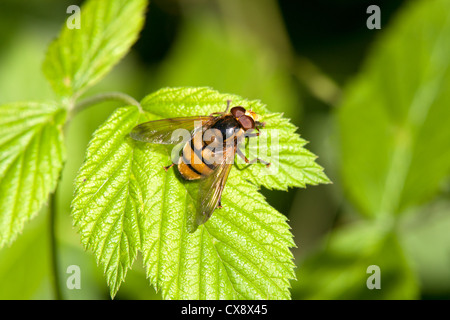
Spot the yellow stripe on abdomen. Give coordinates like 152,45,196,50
177,161,202,180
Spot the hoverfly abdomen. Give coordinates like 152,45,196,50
178,130,214,180
177,116,241,181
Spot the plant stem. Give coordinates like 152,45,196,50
49,188,63,300
71,91,141,117
294,57,342,107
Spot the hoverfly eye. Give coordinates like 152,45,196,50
238,115,255,131
230,106,246,119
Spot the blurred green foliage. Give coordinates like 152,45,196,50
0,0,449,299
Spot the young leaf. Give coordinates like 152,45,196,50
72,87,329,298
72,106,146,297
338,0,450,217
0,102,66,247
42,0,147,99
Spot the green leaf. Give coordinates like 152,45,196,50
0,102,66,247
291,221,420,300
42,0,147,99
141,87,330,191
238,113,330,190
72,87,329,298
338,0,450,217
72,106,148,297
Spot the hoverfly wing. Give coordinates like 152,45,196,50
195,153,234,227
130,116,213,145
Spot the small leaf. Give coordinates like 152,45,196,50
0,102,66,247
42,0,147,98
72,106,146,296
72,87,329,298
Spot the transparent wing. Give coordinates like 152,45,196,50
195,150,234,227
130,116,213,145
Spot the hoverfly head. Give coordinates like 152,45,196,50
246,110,265,129
237,114,255,131
246,109,258,121
231,106,258,131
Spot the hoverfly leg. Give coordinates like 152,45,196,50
163,163,175,171
245,132,260,138
225,99,231,113
255,121,266,128
218,198,223,209
262,160,271,168
209,100,232,117
236,148,271,168
250,158,271,168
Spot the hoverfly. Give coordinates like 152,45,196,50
130,100,270,229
